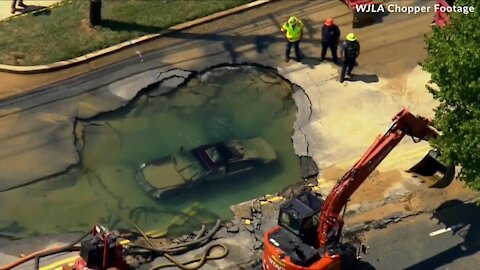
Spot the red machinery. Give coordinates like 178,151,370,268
434,0,453,27
344,0,453,28
262,108,451,270
72,225,128,270
343,0,378,28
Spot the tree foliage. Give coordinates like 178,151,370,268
423,0,480,190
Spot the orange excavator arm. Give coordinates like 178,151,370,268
318,108,439,247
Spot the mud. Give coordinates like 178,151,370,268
320,167,405,204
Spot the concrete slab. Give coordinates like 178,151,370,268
280,61,434,172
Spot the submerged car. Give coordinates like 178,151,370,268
135,137,277,198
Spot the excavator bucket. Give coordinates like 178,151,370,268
407,150,455,188
343,1,379,28
352,8,377,28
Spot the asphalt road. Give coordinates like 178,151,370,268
360,199,480,270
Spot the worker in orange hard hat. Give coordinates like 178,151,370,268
320,18,340,63
340,33,360,83
280,16,304,62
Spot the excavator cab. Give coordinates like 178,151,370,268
278,192,324,247
263,109,456,270
266,192,324,267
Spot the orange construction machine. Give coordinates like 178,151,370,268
262,108,453,270
343,0,378,28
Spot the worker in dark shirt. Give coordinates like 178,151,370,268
320,18,340,63
11,0,26,14
340,33,360,83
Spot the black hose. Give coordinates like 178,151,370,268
63,230,93,248
151,244,228,270
34,256,40,270
127,219,228,270
193,225,206,240
128,219,221,253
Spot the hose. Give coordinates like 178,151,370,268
0,229,91,270
127,214,228,270
128,206,194,240
1,209,226,270
129,206,156,247
129,219,221,253
151,244,228,270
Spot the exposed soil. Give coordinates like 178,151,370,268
345,178,477,226
320,166,404,205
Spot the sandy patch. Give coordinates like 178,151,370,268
319,166,406,205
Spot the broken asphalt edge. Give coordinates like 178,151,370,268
344,194,480,236
0,0,274,74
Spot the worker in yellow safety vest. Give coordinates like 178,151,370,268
280,16,304,63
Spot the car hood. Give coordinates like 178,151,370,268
143,154,205,190
142,159,185,190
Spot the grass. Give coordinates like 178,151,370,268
0,0,254,66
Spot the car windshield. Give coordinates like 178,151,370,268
222,142,245,159
205,146,225,164
192,142,245,169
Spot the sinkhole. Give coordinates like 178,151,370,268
0,65,304,237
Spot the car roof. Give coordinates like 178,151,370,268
192,142,244,170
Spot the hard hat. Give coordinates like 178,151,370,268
288,16,298,25
346,33,356,41
325,18,333,26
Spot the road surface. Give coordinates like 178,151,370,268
361,199,480,270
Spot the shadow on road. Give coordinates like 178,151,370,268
357,260,377,270
14,5,50,16
405,199,480,270
299,56,321,68
349,74,379,83
101,19,162,33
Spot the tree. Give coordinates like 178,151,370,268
423,0,480,190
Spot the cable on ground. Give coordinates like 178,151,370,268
127,207,228,270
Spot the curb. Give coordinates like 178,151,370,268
0,0,273,74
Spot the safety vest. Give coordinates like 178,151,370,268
282,20,303,42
